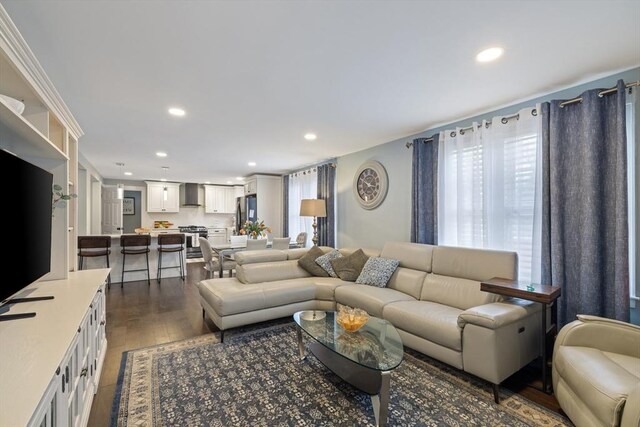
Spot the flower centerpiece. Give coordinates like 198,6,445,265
239,219,271,239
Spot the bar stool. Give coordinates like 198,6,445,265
120,234,151,287
157,233,185,283
78,235,112,288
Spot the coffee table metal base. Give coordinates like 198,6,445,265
296,326,392,426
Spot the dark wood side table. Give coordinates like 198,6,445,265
480,277,561,394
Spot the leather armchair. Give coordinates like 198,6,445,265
552,315,640,427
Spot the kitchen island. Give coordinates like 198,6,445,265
81,233,187,283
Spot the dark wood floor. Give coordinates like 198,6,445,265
88,262,562,426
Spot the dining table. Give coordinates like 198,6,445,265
211,241,301,277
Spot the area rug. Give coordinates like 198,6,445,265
111,323,570,426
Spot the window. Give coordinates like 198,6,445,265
288,168,317,247
438,106,542,283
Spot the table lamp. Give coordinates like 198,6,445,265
300,199,326,246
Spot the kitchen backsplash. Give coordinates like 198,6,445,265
148,210,235,228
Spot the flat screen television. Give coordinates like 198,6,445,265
0,149,52,305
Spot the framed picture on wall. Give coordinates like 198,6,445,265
123,197,135,215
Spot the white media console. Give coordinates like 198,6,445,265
0,269,109,427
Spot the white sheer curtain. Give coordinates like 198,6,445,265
288,169,317,247
438,105,542,283
626,89,637,301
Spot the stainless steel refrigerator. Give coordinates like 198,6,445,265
236,195,257,233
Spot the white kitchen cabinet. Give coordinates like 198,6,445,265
1,270,109,427
146,182,180,213
204,185,235,213
234,186,244,198
244,179,257,195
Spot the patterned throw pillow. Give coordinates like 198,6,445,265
297,246,330,277
330,249,370,282
355,257,400,287
315,250,343,278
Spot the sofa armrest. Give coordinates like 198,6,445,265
621,382,640,427
457,298,541,329
554,315,640,359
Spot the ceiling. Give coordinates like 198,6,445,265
3,0,639,183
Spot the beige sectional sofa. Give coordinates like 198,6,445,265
197,241,542,402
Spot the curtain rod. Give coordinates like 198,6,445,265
405,81,639,148
559,80,638,107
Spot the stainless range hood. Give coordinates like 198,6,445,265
181,183,201,206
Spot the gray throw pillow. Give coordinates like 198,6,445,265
330,249,369,282
297,246,330,277
355,257,400,287
315,250,343,278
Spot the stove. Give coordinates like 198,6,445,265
178,226,208,258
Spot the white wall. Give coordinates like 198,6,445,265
77,151,103,235
336,68,640,251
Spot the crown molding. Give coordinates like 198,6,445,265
0,4,84,140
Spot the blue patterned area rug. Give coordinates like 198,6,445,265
111,323,570,426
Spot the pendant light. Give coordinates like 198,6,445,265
161,166,169,200
116,162,125,199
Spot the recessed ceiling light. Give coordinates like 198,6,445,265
124,172,132,176
160,178,167,182
476,47,504,63
156,151,168,157
168,107,186,116
235,177,244,181
204,181,211,184
248,161,257,166
226,180,233,184
304,133,317,141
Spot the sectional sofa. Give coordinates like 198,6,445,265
197,241,542,402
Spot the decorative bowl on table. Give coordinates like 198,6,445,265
135,227,151,234
336,304,369,332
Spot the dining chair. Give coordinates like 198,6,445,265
246,238,268,250
199,237,236,278
295,232,308,248
272,237,291,250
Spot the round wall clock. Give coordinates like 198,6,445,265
353,160,388,210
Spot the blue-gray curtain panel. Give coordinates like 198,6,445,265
282,175,289,238
541,80,630,326
317,163,336,247
411,135,439,244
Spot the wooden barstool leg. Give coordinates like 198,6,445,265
121,252,126,288
157,249,162,284
105,253,111,289
145,251,150,285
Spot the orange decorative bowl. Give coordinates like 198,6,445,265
336,305,369,332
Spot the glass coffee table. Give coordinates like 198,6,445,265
293,310,404,426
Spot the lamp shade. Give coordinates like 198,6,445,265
300,199,326,217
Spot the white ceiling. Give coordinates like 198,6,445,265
3,0,639,183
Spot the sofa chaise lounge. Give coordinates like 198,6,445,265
197,241,542,402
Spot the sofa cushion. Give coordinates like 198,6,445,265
383,301,463,351
554,346,639,426
431,246,518,282
356,257,400,287
297,246,330,277
315,250,343,277
334,284,415,318
380,241,434,272
234,250,287,265
237,259,311,284
330,249,369,282
311,277,351,300
421,274,503,310
386,267,427,300
198,278,316,316
339,247,381,258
